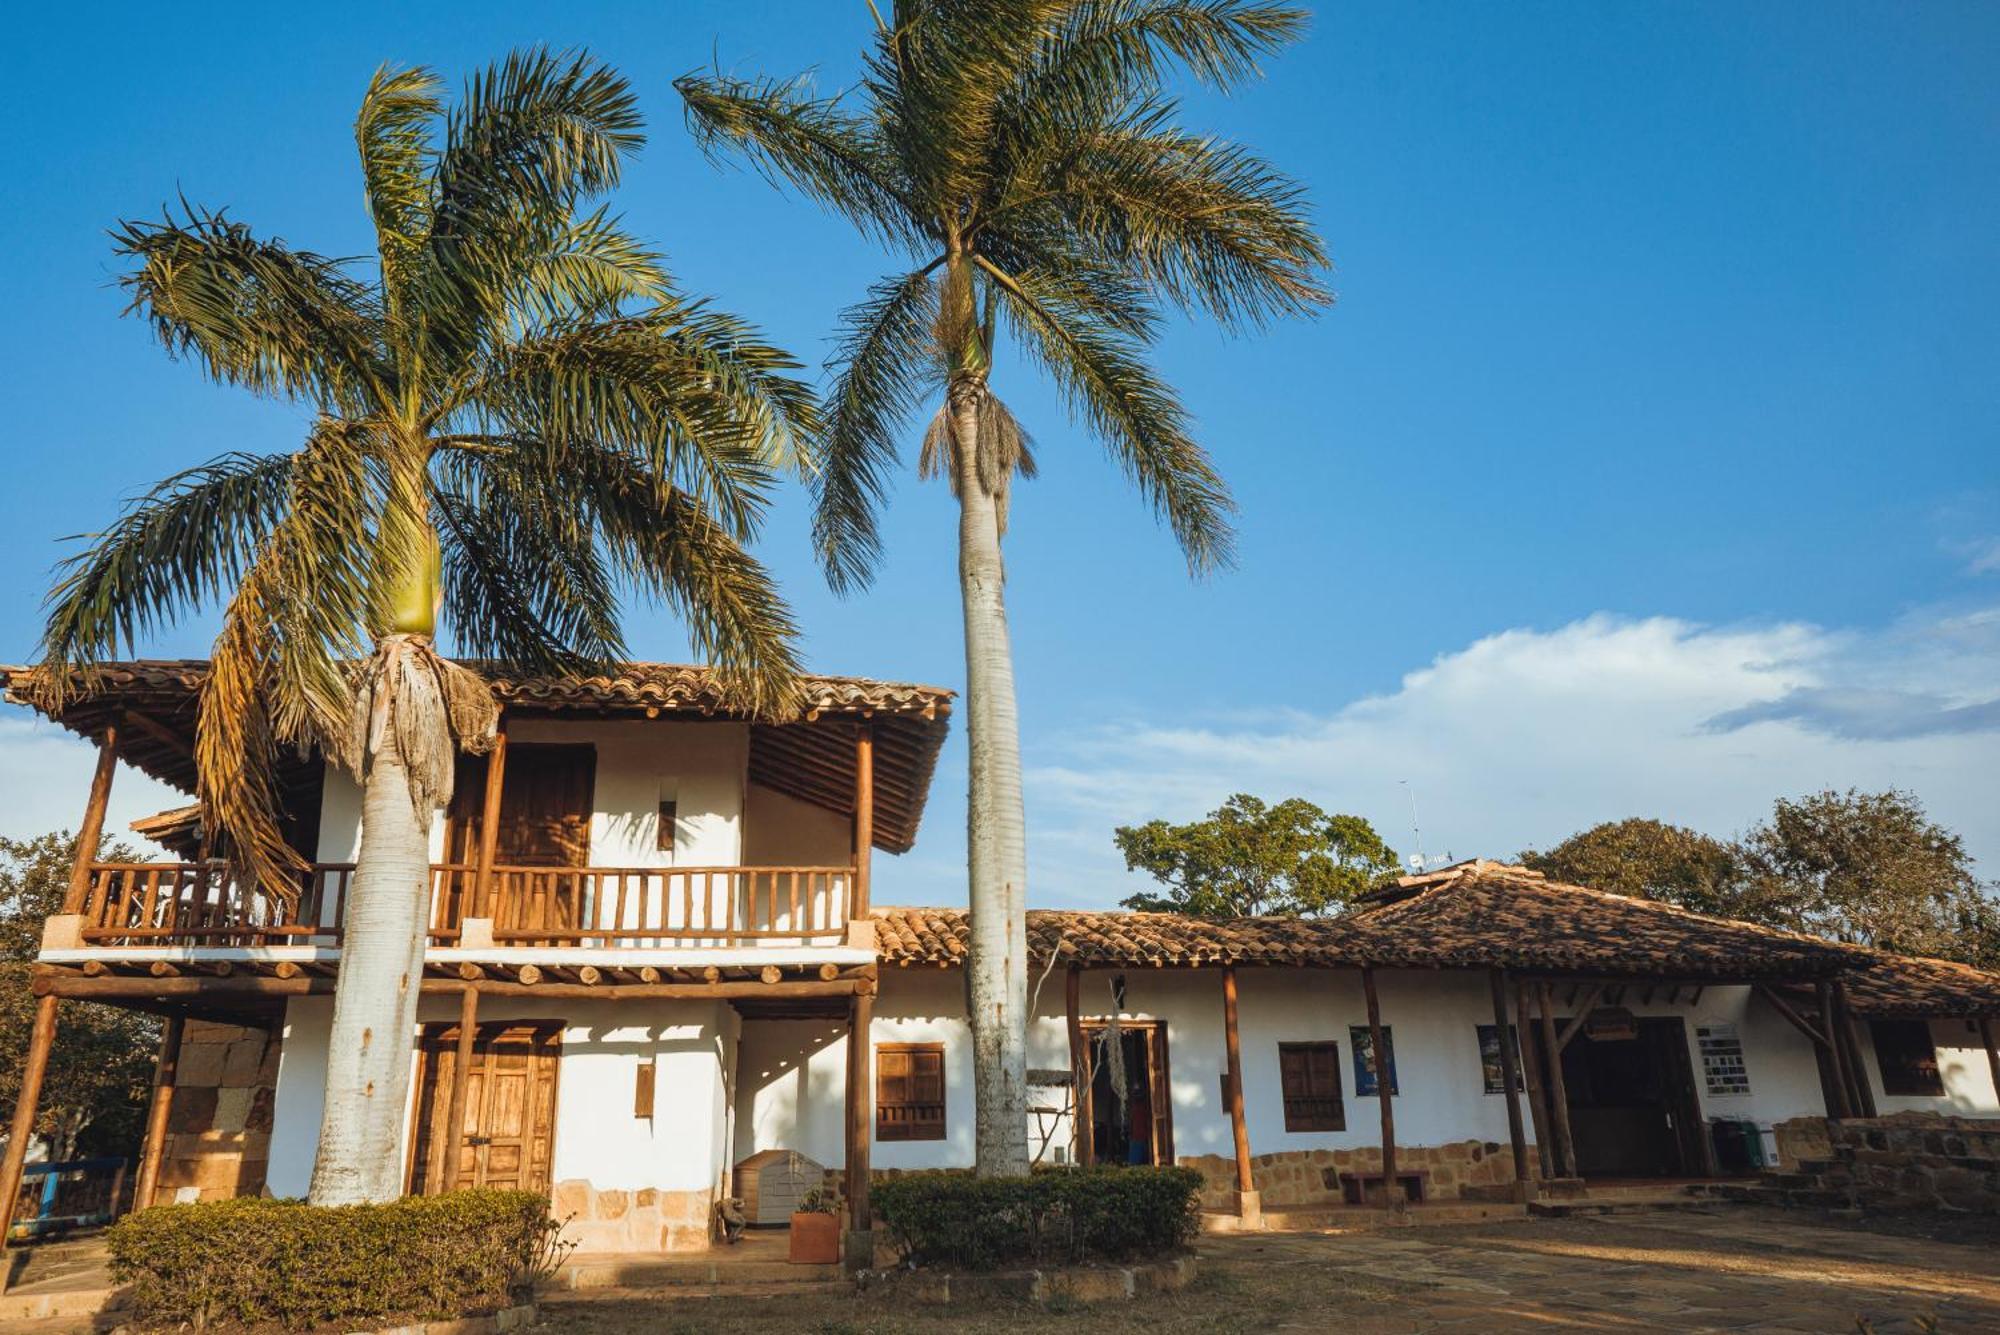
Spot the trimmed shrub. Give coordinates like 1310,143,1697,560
106,1190,565,1330
873,1166,1202,1271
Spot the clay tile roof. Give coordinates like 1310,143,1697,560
1835,950,2000,1020
3,659,953,855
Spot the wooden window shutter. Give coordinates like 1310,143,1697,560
876,1043,946,1141
1278,1041,1345,1133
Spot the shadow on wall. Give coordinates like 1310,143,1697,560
733,1021,846,1163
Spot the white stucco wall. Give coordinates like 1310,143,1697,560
313,719,751,868
270,966,2000,1198
1855,1017,2000,1117
741,782,852,867
268,993,736,1200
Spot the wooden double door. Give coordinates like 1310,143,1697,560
442,744,596,931
407,1021,561,1195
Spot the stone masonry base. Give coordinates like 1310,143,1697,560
552,1180,714,1252
1180,1140,1540,1209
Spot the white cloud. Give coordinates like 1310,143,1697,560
1003,610,2000,909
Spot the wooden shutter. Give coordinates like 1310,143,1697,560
876,1043,946,1141
1279,1042,1345,1132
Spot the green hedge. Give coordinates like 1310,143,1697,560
873,1166,1202,1270
106,1191,564,1330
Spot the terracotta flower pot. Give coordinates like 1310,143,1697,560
789,1210,840,1264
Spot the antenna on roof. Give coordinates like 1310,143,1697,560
1399,780,1427,872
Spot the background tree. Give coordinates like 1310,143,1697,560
1116,795,1399,917
1742,788,1996,965
1524,790,1999,968
0,833,158,1163
35,51,814,1204
679,0,1327,1176
1520,817,1753,918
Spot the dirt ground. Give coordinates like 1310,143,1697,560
534,1207,2000,1334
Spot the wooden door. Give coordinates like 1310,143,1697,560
1080,1020,1174,1167
446,745,595,933
408,1021,562,1195
1146,1024,1175,1165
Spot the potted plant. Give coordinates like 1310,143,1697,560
788,1187,841,1264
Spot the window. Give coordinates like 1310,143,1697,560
876,1043,946,1140
1475,1024,1525,1094
1870,1020,1944,1097
656,799,678,854
1278,1042,1345,1132
1696,1022,1752,1097
1348,1026,1399,1096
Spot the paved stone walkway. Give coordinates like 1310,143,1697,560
1212,1208,2000,1332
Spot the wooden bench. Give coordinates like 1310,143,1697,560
1340,1169,1429,1206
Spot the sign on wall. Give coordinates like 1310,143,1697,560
1695,1022,1752,1097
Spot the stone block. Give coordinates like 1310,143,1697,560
246,1087,276,1133
39,914,83,950
175,1042,227,1088
220,1039,267,1087
166,1086,218,1134
212,1087,253,1134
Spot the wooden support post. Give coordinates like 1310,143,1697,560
1814,979,1851,1118
845,989,873,1236
1488,970,1529,1200
1981,1017,2000,1110
1536,981,1577,1180
1515,986,1551,1179
1831,980,1877,1118
441,985,480,1191
1066,965,1092,1167
0,996,59,1294
472,716,508,921
64,721,121,913
1221,966,1258,1224
1360,967,1398,1207
851,725,874,921
132,1014,185,1212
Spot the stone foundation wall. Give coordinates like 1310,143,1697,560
552,1179,714,1252
1180,1140,1539,1209
1825,1113,2000,1214
155,1021,280,1204
1771,1116,1833,1171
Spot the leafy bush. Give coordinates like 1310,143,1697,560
106,1190,565,1330
873,1166,1201,1270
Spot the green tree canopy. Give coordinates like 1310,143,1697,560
1520,817,1751,918
0,833,158,1162
1115,794,1400,918
1524,790,1999,969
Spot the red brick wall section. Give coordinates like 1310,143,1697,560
154,1021,281,1204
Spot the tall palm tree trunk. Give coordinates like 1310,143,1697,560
309,724,433,1204
950,372,1032,1177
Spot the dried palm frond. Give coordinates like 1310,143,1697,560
339,635,498,820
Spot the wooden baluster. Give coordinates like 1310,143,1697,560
614,872,630,939
790,870,802,935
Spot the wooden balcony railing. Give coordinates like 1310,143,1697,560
67,860,854,950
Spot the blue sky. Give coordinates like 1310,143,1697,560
1,2,1996,905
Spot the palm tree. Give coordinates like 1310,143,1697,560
36,50,814,1204
678,0,1327,1174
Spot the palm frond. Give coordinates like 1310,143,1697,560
1007,98,1329,328
431,450,627,673
814,269,942,592
113,207,387,412
355,63,442,318
465,310,802,542
39,452,300,676
675,70,920,250
509,205,672,328
984,257,1235,573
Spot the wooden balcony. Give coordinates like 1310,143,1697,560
67,860,857,951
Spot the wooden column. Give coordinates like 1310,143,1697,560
440,985,480,1191
1220,967,1257,1217
64,721,121,912
132,1014,186,1211
845,989,873,1232
0,996,60,1294
1813,979,1852,1118
851,724,874,921
1488,970,1529,1198
1360,967,1398,1206
471,716,508,920
1980,1017,2000,1109
1831,980,1877,1118
1535,981,1577,1180
1066,965,1093,1166
1515,986,1551,1179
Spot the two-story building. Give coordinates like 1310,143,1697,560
3,659,1997,1260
